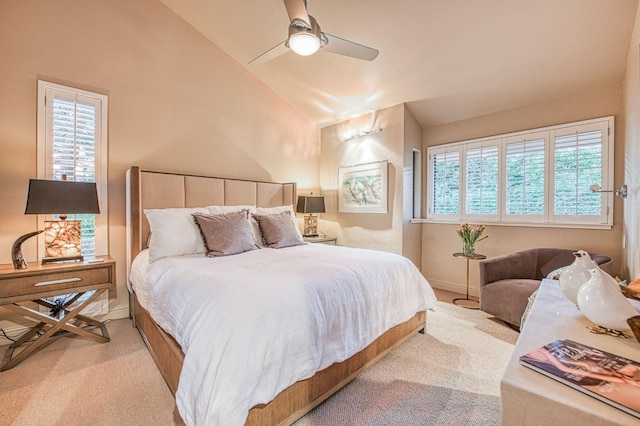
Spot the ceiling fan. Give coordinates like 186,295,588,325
249,0,379,65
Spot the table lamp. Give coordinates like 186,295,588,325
296,195,325,237
11,179,100,269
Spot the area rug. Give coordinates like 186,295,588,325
294,301,518,425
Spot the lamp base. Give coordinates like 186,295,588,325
303,214,319,238
43,220,82,262
41,255,84,265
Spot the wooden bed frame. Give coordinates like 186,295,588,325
125,166,427,425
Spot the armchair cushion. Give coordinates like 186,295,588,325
481,279,540,328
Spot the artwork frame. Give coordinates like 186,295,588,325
338,160,388,213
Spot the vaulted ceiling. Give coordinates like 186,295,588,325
160,0,638,128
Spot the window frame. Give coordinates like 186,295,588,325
425,116,614,229
550,120,611,226
36,80,109,259
412,149,422,219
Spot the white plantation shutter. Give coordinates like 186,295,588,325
429,148,460,219
50,94,99,256
37,81,108,258
504,134,547,221
52,97,97,181
426,116,613,228
552,121,609,225
465,143,499,220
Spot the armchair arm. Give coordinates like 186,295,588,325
479,249,539,288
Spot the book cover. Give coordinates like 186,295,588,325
519,339,640,419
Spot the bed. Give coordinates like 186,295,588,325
125,166,436,425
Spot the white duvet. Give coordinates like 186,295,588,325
131,243,437,426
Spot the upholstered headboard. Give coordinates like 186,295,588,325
125,166,296,285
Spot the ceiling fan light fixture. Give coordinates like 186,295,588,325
288,33,320,56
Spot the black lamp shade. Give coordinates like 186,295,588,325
24,179,100,215
296,195,325,214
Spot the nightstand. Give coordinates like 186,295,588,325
303,236,337,245
0,255,115,371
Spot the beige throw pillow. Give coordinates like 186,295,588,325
253,211,304,249
192,210,257,257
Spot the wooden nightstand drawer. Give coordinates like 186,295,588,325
0,267,111,300
0,257,115,304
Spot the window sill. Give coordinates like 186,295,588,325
410,218,612,230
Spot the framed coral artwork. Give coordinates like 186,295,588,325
338,160,388,213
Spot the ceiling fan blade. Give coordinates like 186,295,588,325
283,0,311,27
323,33,379,61
249,40,289,65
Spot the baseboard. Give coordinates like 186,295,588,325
427,279,479,298
104,306,130,321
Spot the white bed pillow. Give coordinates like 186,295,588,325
206,205,255,215
144,207,209,263
253,205,302,244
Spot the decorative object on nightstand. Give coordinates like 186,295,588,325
296,194,325,237
12,178,100,269
303,235,337,245
452,252,486,309
0,256,115,370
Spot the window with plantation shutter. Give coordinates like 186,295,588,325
504,134,547,221
426,116,613,228
552,121,609,225
429,148,460,219
37,81,109,258
465,143,499,219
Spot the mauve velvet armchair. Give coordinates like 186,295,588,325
478,248,613,329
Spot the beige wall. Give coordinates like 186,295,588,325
319,105,401,257
422,83,625,295
0,0,319,333
623,5,640,283
318,104,423,268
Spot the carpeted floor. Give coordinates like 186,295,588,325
0,292,517,426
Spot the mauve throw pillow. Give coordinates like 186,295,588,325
192,210,257,257
253,211,304,249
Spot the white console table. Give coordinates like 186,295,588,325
501,278,640,425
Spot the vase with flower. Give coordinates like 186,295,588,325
456,223,488,256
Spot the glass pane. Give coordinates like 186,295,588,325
52,98,97,254
506,139,545,215
432,151,460,214
465,146,498,215
554,130,601,216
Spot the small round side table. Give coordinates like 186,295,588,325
452,252,486,309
